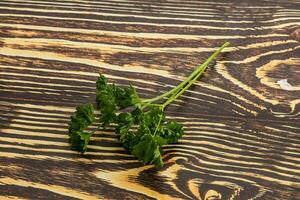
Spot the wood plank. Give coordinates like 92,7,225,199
0,0,299,199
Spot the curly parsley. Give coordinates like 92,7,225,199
68,42,229,167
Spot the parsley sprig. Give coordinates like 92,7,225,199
68,42,229,167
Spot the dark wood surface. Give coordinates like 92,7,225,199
0,0,300,199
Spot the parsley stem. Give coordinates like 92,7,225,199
140,103,163,110
142,42,229,106
142,69,200,104
161,42,229,109
153,113,164,136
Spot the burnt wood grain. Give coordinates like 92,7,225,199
0,0,299,199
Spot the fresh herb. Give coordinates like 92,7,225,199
68,42,229,167
68,104,95,153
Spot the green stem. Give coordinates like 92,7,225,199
140,103,162,110
141,68,201,105
142,42,229,106
162,42,229,109
153,113,164,136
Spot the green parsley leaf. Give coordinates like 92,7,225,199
68,42,229,167
115,85,141,109
162,121,184,144
68,104,95,153
96,76,117,127
131,134,166,167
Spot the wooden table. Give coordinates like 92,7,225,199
0,0,299,199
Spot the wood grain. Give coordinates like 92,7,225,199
0,0,299,199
